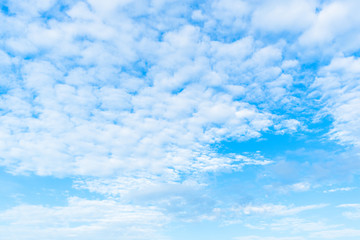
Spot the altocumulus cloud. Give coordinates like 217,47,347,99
1,0,360,239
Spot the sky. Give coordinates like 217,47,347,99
0,0,360,239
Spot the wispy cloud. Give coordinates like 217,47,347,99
238,203,327,216
324,187,356,193
0,197,169,240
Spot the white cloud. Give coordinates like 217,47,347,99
206,0,250,33
338,203,360,219
1,0,295,179
311,56,360,148
252,0,317,33
323,187,356,193
239,215,348,240
299,0,360,54
236,203,327,216
238,215,348,240
310,229,360,239
289,182,311,192
6,0,56,17
266,217,340,233
3,1,359,238
264,182,311,194
235,236,305,240
274,119,301,134
72,152,272,203
0,197,169,240
338,203,360,208
281,60,299,69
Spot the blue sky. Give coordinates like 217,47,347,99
1,0,360,239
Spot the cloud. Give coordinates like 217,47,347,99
311,56,360,148
0,197,169,240
235,236,305,240
338,204,360,219
274,119,301,134
263,217,340,233
323,187,356,193
299,0,360,55
310,229,360,239
71,152,273,216
1,0,360,238
238,214,351,240
202,0,251,38
282,182,311,193
252,0,317,33
0,0,299,179
235,203,327,217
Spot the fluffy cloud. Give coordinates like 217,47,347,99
0,1,296,179
1,0,360,239
299,0,360,54
252,0,317,33
312,56,360,148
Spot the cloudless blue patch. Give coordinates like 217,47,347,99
171,87,185,95
1,4,9,15
300,61,321,73
31,112,40,118
0,85,8,95
206,168,259,202
23,55,37,61
351,50,360,58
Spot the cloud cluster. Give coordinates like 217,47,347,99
1,0,360,239
312,56,360,148
0,197,168,240
0,0,299,179
236,209,360,240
